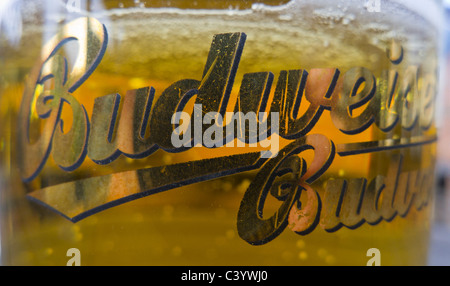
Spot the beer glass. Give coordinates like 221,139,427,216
0,0,443,266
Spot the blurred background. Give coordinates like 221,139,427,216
430,0,450,266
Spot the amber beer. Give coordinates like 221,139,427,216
0,0,442,265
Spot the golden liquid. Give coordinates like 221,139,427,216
0,0,439,265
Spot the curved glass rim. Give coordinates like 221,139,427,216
390,0,444,29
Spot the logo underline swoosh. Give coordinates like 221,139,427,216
26,134,437,223
336,135,437,156
27,151,266,222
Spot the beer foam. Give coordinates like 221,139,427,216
95,0,440,52
97,0,442,27
96,0,441,39
16,0,440,79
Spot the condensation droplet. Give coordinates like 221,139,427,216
103,240,115,251
223,181,232,192
325,255,336,265
296,239,306,249
279,14,293,21
128,77,146,89
71,225,83,242
87,215,98,225
163,154,172,165
225,229,235,239
133,212,144,222
317,248,328,258
171,246,182,256
44,247,53,256
163,204,174,219
298,251,308,261
215,207,226,219
238,179,251,194
251,3,265,11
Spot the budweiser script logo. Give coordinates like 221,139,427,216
19,17,437,245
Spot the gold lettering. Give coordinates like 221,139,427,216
400,66,421,130
330,67,377,135
87,87,157,163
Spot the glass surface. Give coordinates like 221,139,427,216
0,0,443,266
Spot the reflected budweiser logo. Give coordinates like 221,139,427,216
19,17,437,245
